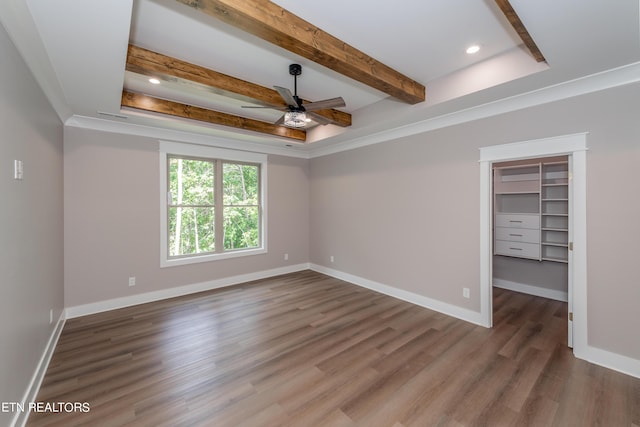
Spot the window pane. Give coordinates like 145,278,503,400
223,206,259,250
169,207,215,256
223,163,258,205
169,158,214,205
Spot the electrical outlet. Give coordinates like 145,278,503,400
49,309,53,324
463,288,470,299
284,253,289,261
129,276,136,287
330,256,334,263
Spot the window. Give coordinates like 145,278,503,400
160,142,267,267
168,156,216,257
222,162,261,251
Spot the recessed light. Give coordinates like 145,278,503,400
148,78,161,84
466,45,480,54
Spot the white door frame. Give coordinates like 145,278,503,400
479,133,588,356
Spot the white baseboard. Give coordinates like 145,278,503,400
11,312,66,427
493,278,568,302
65,263,310,319
310,263,486,327
576,344,640,379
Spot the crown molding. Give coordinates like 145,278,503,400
64,115,311,159
307,61,640,158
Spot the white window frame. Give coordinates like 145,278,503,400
159,141,267,267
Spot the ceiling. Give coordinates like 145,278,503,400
1,0,639,154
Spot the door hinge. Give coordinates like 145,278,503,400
569,312,573,321
569,242,573,251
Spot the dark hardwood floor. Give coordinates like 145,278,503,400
28,270,639,426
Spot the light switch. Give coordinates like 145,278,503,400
14,160,23,180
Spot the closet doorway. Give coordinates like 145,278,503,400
479,134,587,355
492,155,571,345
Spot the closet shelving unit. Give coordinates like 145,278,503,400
493,160,569,263
540,161,569,263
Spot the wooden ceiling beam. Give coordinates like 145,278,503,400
121,90,306,141
126,45,351,127
174,0,425,104
495,0,546,62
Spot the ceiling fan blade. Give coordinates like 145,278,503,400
274,86,298,107
302,97,346,111
241,105,288,111
307,112,332,125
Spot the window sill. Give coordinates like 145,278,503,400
161,247,267,268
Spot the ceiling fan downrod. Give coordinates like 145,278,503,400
289,63,302,107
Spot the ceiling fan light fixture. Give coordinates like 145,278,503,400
284,111,307,128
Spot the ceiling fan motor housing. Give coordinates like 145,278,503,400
289,63,302,76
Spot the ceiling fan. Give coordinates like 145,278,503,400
242,64,345,128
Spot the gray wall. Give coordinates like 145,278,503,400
493,256,567,293
0,24,64,426
310,83,640,360
64,127,310,307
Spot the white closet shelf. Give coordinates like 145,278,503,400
542,257,569,264
496,191,540,195
542,242,568,247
